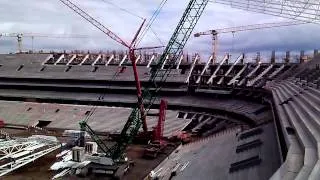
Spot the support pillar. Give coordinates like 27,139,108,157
300,50,305,63
285,51,290,63
314,49,318,56
271,50,275,64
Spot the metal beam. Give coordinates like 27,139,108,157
186,54,200,83
0,144,61,176
214,0,320,23
106,54,114,66
0,137,61,177
66,54,77,65
217,54,244,85
247,64,274,86
176,55,184,69
228,64,248,86
207,54,229,84
147,54,155,68
54,54,65,65
119,54,128,66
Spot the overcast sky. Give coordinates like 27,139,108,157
0,0,319,61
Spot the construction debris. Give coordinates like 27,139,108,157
0,135,61,177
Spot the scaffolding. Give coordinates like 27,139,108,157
0,136,61,177
213,0,320,23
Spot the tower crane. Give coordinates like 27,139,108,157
58,0,209,177
0,32,93,53
194,21,307,63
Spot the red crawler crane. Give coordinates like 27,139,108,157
59,0,209,176
144,99,168,158
153,99,167,143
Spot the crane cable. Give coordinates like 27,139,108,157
135,0,168,47
150,28,165,46
83,0,169,122
83,66,122,123
100,0,167,47
100,0,144,20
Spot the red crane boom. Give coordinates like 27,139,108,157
58,0,130,48
58,0,150,132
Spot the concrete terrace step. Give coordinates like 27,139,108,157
290,95,320,179
272,89,304,180
282,82,320,179
307,86,320,99
281,84,320,179
277,85,317,180
284,82,320,113
272,91,291,148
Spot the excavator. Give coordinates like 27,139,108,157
58,0,210,178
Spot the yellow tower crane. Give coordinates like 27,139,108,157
0,32,91,53
194,21,307,63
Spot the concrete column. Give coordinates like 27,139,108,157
256,52,261,63
271,50,275,64
285,51,290,63
240,53,245,64
314,49,318,56
300,50,305,63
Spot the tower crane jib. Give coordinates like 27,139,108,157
194,21,308,61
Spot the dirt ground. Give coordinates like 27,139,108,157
3,145,176,180
2,150,58,180
1,128,178,180
123,144,177,180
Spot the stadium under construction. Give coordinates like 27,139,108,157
0,0,320,180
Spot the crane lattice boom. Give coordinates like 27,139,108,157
142,0,210,111
111,0,210,160
58,0,210,162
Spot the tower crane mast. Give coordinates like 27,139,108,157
194,21,307,62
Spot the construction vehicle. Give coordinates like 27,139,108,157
194,21,307,63
58,0,210,178
144,99,168,158
170,131,192,144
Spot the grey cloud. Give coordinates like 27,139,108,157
0,1,319,55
